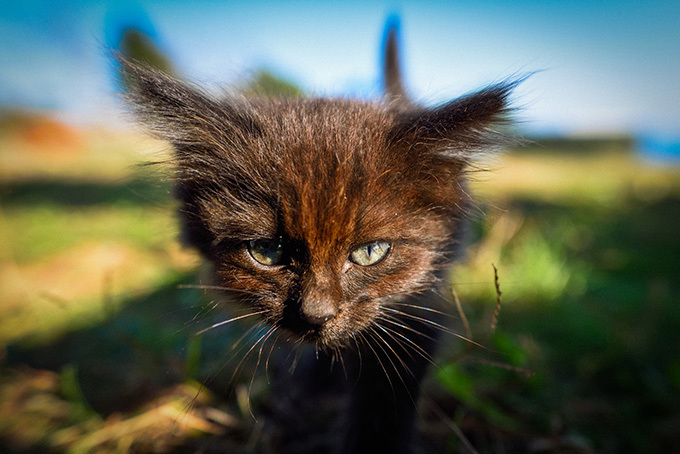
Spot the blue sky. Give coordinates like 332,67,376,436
1,0,679,136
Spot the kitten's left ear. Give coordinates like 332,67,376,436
116,54,260,152
392,79,523,160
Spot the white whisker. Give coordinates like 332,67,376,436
387,301,454,318
359,331,394,391
264,331,280,384
382,307,484,348
377,313,438,342
366,328,411,391
248,325,279,412
178,283,263,297
375,319,438,368
196,310,268,335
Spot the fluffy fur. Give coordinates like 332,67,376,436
119,22,519,453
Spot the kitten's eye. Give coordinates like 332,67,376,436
349,241,391,266
248,239,284,266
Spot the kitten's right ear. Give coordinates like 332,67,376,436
116,55,260,150
391,78,523,161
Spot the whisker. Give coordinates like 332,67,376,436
289,345,303,374
178,283,263,297
147,300,234,349
252,326,278,379
335,346,348,380
171,383,202,436
196,310,268,335
366,328,411,392
377,313,438,343
177,323,266,430
264,331,281,384
350,334,364,383
248,325,279,411
151,299,218,323
365,329,420,408
468,357,535,376
425,399,480,454
230,320,268,352
170,301,222,335
382,307,484,348
386,301,454,318
186,321,270,407
438,281,497,288
374,319,438,368
200,321,267,392
372,325,417,379
359,331,393,391
227,325,277,414
373,322,416,361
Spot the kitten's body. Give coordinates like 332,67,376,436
121,21,518,453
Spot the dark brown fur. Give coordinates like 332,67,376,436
119,22,520,453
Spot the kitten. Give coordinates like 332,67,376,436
119,20,519,454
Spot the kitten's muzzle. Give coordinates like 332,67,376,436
297,270,340,328
299,301,337,327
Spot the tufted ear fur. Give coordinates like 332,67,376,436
380,20,522,164
117,55,263,169
390,79,521,162
117,56,275,254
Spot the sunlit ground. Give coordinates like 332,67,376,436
1,114,679,452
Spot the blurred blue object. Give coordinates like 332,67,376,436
639,134,680,164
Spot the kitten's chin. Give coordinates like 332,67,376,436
276,318,356,350
280,322,339,349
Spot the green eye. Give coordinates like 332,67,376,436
248,239,284,266
349,241,391,266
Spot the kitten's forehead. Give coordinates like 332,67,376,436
256,100,406,252
192,97,462,257
260,99,392,156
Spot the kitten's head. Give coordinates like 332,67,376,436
120,58,518,349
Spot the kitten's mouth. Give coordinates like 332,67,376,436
277,303,343,347
279,314,328,341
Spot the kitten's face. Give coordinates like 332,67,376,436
190,101,460,348
120,59,516,349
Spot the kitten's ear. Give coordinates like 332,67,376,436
116,55,260,149
392,79,523,160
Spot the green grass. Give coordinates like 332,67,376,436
1,128,680,452
2,203,174,263
442,157,680,451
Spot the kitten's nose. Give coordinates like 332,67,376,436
299,302,336,327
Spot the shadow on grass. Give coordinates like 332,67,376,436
1,273,265,453
6,273,200,414
5,272,261,416
0,177,173,207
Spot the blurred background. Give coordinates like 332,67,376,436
1,1,679,452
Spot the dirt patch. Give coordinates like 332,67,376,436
1,111,84,154
0,241,187,343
